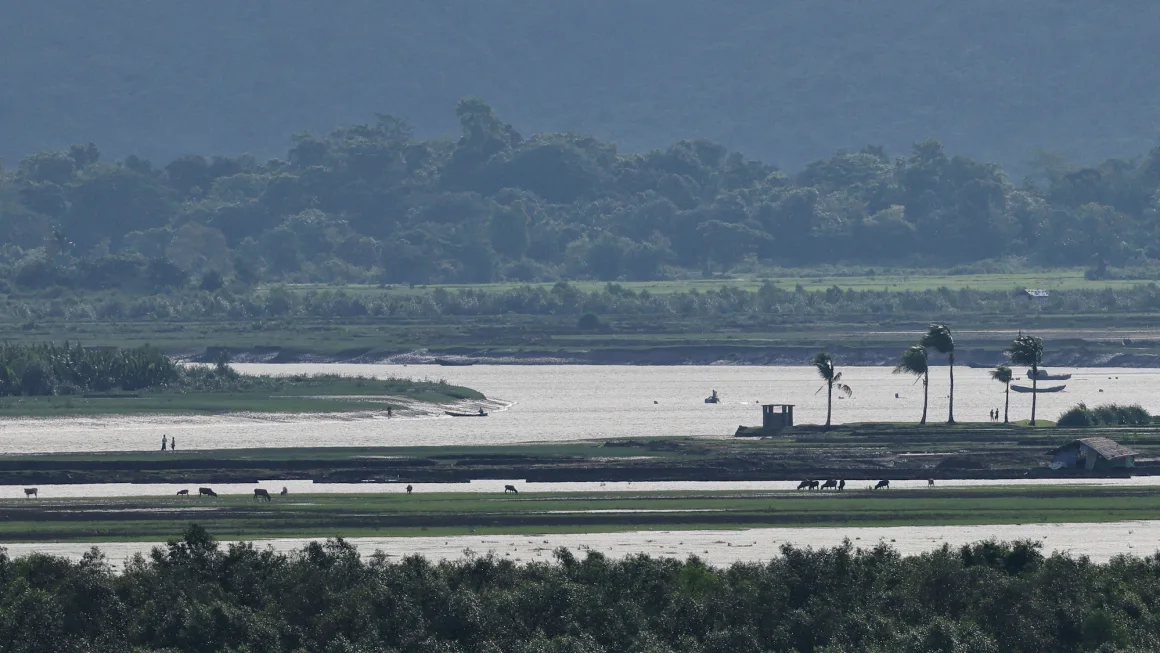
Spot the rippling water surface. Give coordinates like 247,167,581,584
0,364,1154,454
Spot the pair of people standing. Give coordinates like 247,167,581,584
161,434,175,451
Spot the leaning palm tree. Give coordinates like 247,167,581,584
812,352,852,429
1006,333,1044,425
893,345,929,424
990,365,1013,424
922,324,955,424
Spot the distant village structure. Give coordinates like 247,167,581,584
1050,437,1137,471
1022,289,1050,301
761,404,795,431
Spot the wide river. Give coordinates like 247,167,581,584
0,364,1153,453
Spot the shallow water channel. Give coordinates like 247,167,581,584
0,364,1153,453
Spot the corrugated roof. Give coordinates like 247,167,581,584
1052,437,1138,460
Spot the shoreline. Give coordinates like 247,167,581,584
183,346,1160,368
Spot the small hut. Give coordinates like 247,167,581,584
1022,289,1050,301
735,404,795,437
1049,437,1137,471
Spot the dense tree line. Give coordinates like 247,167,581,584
1,526,1157,652
0,342,177,396
3,101,1160,291
6,282,1160,326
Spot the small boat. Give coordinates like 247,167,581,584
1027,369,1071,381
436,359,475,367
1011,384,1066,393
704,390,720,404
446,410,488,417
967,362,992,369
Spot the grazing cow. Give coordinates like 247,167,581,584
927,478,935,487
24,488,37,499
838,479,846,491
796,480,812,490
809,480,820,490
821,479,838,490
504,484,518,494
281,487,288,496
198,487,218,498
176,489,189,497
253,488,271,501
406,485,413,494
874,480,890,490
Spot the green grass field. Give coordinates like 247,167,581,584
1,486,1156,543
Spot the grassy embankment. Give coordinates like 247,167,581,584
1,423,1154,485
1,485,1156,543
0,375,483,417
4,269,1160,363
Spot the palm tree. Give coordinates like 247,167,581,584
812,352,852,429
1006,333,1044,425
990,365,1012,424
893,345,929,424
922,324,955,424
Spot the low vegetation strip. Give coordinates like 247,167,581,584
1,486,1157,543
0,342,482,416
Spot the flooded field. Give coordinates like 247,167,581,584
6,520,1158,568
5,476,1160,500
0,364,1153,454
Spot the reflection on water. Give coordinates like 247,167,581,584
0,364,1154,454
5,520,1157,569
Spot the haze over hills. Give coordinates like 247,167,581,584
3,0,1160,170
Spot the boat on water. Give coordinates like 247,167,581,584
967,362,992,369
446,410,488,417
435,359,476,367
1028,369,1072,381
704,390,720,404
1011,384,1066,393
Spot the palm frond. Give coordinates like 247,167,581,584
893,345,928,377
990,364,1013,384
836,383,853,398
921,324,954,355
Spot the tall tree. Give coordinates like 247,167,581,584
990,365,1013,424
812,352,852,429
1006,333,1045,425
921,324,956,424
893,345,929,425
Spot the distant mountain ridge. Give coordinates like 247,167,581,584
3,0,1160,169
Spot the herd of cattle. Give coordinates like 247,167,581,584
797,479,935,491
18,479,933,500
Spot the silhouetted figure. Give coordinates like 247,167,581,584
874,480,890,490
821,479,838,490
504,484,518,494
24,488,37,499
176,489,189,497
387,406,393,418
162,434,167,451
406,484,413,494
170,437,175,450
797,480,812,490
198,487,217,497
808,480,820,490
253,488,271,501
281,487,288,496
927,478,935,487
838,479,846,491
479,407,485,415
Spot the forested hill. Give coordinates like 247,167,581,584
2,102,1160,292
3,1,1160,170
